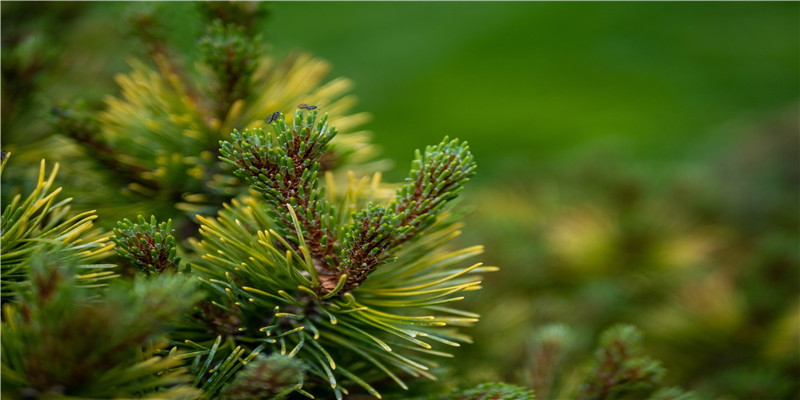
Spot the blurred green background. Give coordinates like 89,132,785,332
2,2,798,399
4,2,797,179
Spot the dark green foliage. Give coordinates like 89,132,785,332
1,31,52,142
0,247,203,399
577,325,666,400
197,2,270,35
199,20,262,119
112,215,181,275
529,324,575,400
219,354,306,400
430,383,534,400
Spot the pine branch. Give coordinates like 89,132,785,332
219,110,341,279
337,137,476,289
0,155,115,299
111,215,181,275
0,247,203,399
391,137,477,242
199,20,262,120
193,138,487,397
577,325,666,400
221,111,476,293
336,203,409,288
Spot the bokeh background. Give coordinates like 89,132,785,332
3,2,798,399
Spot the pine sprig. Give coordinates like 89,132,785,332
192,109,487,397
0,156,115,298
391,137,478,243
199,20,262,120
220,110,340,278
0,247,203,399
189,175,489,397
112,215,181,275
577,325,666,400
220,111,477,293
338,137,477,290
336,203,409,287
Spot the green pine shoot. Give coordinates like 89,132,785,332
187,108,490,398
0,155,115,299
112,215,181,275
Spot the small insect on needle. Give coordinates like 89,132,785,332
264,111,281,124
298,104,317,110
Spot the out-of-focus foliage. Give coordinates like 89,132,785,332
576,325,667,400
1,2,797,400
458,109,799,399
0,246,203,400
425,382,534,400
217,354,306,400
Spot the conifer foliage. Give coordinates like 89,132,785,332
0,154,115,300
1,242,202,399
45,3,377,227
0,4,714,400
3,4,490,398
112,216,181,275
524,323,696,400
185,108,488,398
